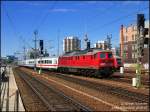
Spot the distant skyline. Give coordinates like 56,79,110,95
1,1,149,57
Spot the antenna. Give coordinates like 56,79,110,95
33,30,38,71
57,29,60,57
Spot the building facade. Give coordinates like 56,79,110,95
63,36,81,53
120,20,149,64
94,41,108,50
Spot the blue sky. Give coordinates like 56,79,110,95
1,1,149,57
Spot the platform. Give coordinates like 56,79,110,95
1,66,25,111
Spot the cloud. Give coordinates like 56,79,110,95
85,1,99,4
9,1,51,6
118,1,143,5
75,1,99,6
50,8,77,13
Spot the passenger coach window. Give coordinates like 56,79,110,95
108,53,113,58
48,60,52,64
100,53,106,58
54,60,57,64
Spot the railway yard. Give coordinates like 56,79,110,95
12,67,149,111
1,1,150,112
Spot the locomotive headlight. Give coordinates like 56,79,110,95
100,63,106,66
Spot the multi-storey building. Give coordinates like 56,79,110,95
94,41,108,50
120,20,149,65
63,36,81,53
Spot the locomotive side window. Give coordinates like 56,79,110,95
76,56,78,60
94,54,97,59
91,55,93,59
108,53,113,58
83,56,85,59
100,53,106,58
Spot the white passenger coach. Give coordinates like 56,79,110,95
18,57,58,70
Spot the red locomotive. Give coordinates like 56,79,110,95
58,49,114,77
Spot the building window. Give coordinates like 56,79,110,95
132,45,134,50
124,45,128,51
134,26,137,31
144,44,148,48
126,28,128,32
132,26,134,31
132,35,134,41
132,45,136,50
135,34,137,39
135,54,137,58
132,53,134,59
124,36,128,42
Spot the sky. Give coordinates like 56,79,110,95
1,1,149,57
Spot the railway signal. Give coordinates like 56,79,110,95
39,40,44,55
136,14,148,88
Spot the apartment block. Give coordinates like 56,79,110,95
63,36,81,53
120,20,149,64
94,41,108,50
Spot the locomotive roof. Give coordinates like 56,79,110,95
62,48,112,57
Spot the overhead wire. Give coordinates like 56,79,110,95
4,6,33,47
24,1,57,52
87,3,117,28
35,1,57,33
4,1,57,54
87,6,149,34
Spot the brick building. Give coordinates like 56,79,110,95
120,20,149,65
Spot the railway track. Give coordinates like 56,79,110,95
42,70,149,104
107,75,149,87
13,68,49,111
14,68,91,111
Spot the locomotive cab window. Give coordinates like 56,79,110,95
100,53,106,58
108,53,113,58
117,59,122,65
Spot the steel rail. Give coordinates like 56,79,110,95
43,71,149,104
15,69,56,111
19,68,91,111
